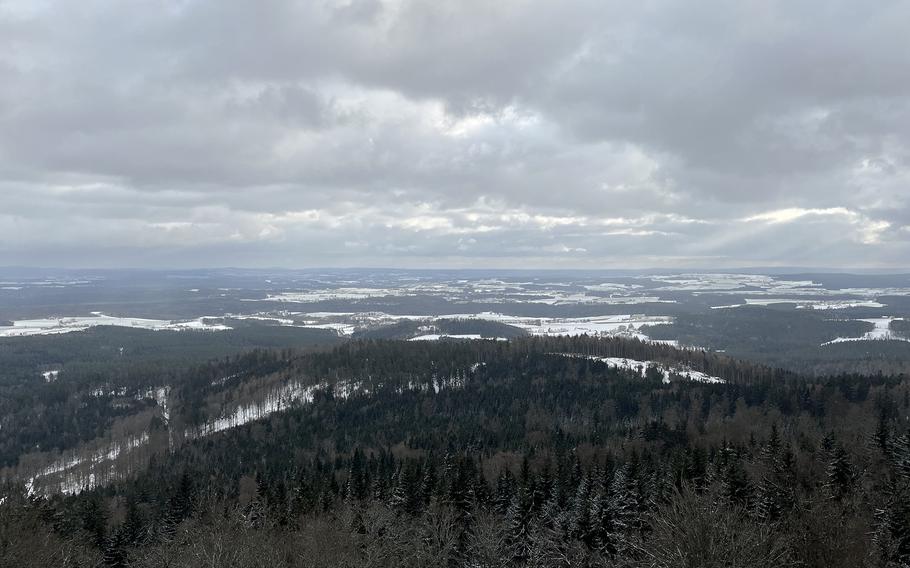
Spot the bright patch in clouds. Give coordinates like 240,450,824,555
743,207,892,246
743,208,856,225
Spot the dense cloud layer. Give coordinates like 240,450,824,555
1,0,908,268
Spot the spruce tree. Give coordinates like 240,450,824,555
494,469,516,516
121,495,146,546
507,483,535,561
80,494,108,549
101,533,129,568
824,443,855,501
719,449,753,508
569,473,596,547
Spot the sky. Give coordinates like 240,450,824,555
0,0,909,270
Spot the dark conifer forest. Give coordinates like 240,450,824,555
3,336,910,567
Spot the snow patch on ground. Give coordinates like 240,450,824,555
409,334,506,341
554,353,725,384
153,387,170,424
25,433,151,497
712,299,886,310
210,374,239,387
227,314,297,325
266,288,403,303
189,381,321,438
297,322,358,336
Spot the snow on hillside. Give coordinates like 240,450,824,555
711,299,886,310
24,433,151,497
17,340,731,498
409,334,508,341
191,369,477,439
189,381,321,437
554,353,724,384
22,386,173,496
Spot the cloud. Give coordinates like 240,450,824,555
0,0,908,268
742,207,893,245
743,208,856,224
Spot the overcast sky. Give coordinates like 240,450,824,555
1,1,908,269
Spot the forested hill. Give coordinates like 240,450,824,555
2,337,910,567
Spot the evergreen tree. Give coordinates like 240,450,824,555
719,448,753,508
101,533,128,568
120,495,146,546
346,448,370,501
80,494,108,548
756,437,795,523
591,481,623,556
420,454,438,507
872,480,910,566
494,469,516,516
507,482,535,561
389,460,423,515
471,464,492,510
825,443,855,501
891,433,910,481
569,473,596,547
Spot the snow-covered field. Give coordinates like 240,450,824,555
254,279,680,307
265,287,406,303
4,272,908,341
0,313,230,337
295,322,358,335
712,299,886,310
800,300,887,310
822,318,909,345
250,273,910,321
409,334,509,341
233,273,910,338
652,274,910,310
525,293,676,305
451,312,673,339
652,273,782,291
0,307,675,342
241,310,675,340
0,279,96,290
